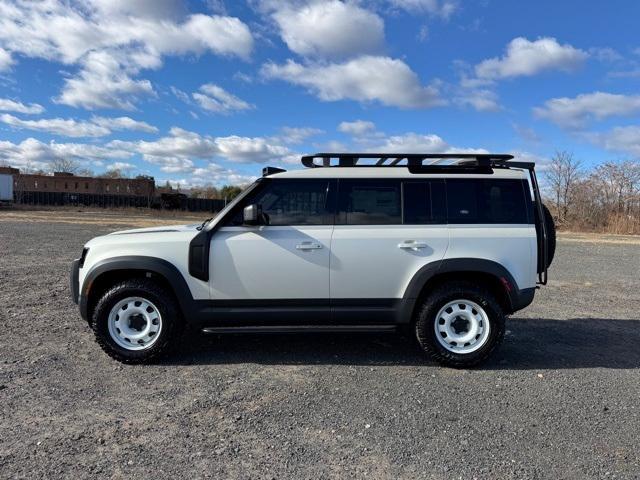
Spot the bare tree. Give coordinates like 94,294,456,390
76,168,94,177
190,184,219,199
49,157,79,174
544,151,582,223
99,169,126,179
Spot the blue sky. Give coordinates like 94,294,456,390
0,0,639,188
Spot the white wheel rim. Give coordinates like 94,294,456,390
434,299,491,354
107,297,163,351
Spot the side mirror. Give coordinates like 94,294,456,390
243,204,261,225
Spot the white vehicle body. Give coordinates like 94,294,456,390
74,159,546,332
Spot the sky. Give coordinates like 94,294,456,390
0,0,639,188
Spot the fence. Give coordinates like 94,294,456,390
13,191,226,213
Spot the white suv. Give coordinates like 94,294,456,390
71,153,555,367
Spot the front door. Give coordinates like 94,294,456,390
209,179,334,309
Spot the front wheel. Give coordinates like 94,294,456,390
90,279,183,364
414,281,505,368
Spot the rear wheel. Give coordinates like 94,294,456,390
414,281,505,368
90,279,182,364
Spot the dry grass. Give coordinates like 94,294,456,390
2,208,639,244
558,231,640,245
0,208,208,228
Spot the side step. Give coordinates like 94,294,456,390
201,325,398,334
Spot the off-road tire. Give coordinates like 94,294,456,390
414,281,505,368
90,279,183,364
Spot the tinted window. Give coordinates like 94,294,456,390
446,179,528,224
338,180,401,225
403,180,446,224
232,180,331,226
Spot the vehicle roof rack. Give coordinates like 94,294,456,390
301,152,516,170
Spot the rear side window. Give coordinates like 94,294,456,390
337,180,401,225
403,180,446,224
446,179,528,224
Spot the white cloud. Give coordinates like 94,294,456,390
510,151,551,170
163,164,257,189
373,132,449,152
455,89,500,112
192,83,254,114
586,126,640,157
146,156,195,173
0,47,14,71
273,1,385,59
0,98,44,114
534,92,640,129
130,127,219,160
0,1,254,110
0,137,133,171
90,0,186,21
475,37,588,80
214,135,292,163
262,56,442,108
0,2,254,64
368,131,487,155
276,126,324,144
107,161,137,171
0,113,111,137
91,116,158,133
588,47,623,63
338,120,377,136
0,112,158,137
56,51,156,110
388,0,457,18
114,127,295,166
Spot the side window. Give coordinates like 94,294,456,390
403,180,446,224
338,180,401,225
446,179,528,224
230,180,331,226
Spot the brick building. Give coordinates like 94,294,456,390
0,167,155,197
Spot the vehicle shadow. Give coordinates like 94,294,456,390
165,317,640,370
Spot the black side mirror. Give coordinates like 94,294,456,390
243,204,262,225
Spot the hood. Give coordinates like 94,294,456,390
109,223,201,235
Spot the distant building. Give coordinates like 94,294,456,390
0,167,155,197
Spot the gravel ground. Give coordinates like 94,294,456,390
1,216,639,479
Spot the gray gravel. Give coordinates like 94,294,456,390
1,219,639,479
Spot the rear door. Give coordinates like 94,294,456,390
445,178,537,289
330,179,449,319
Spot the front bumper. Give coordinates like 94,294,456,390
70,259,80,304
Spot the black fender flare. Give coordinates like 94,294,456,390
398,258,528,323
79,256,197,322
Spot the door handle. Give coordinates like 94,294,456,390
296,242,323,250
398,240,428,250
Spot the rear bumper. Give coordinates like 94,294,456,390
70,259,80,304
509,287,536,313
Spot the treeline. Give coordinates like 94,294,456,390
185,184,244,201
544,151,640,234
